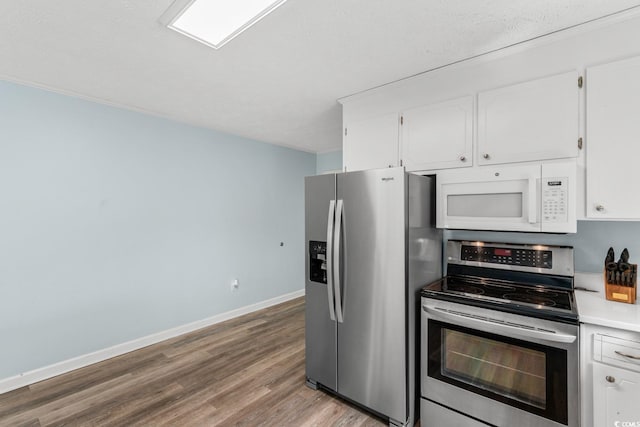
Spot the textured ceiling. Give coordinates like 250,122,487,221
1,1,640,153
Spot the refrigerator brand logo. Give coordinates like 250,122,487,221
615,422,640,427
381,177,394,182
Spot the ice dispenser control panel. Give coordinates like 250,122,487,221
309,241,327,284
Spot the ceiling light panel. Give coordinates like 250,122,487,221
168,0,288,49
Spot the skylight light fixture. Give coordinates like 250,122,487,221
167,0,289,49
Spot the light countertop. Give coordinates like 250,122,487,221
575,272,640,333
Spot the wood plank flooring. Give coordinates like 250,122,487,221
0,297,385,426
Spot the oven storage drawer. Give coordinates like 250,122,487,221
421,398,490,427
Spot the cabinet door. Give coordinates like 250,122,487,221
477,71,580,165
586,55,640,219
592,362,640,426
343,113,399,172
400,96,473,171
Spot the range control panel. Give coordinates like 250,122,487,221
461,245,552,269
448,240,574,277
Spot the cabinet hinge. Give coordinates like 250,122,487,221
578,76,583,88
578,137,583,149
344,128,347,136
400,116,404,125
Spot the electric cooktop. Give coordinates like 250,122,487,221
421,241,578,324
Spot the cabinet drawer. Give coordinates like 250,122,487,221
594,333,640,372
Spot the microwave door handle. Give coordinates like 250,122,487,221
528,177,538,224
334,199,344,323
423,305,577,344
326,200,336,321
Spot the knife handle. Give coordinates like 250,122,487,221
621,248,629,263
605,247,615,264
606,261,618,271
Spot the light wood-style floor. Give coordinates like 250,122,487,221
0,297,385,426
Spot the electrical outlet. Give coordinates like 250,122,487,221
231,279,239,292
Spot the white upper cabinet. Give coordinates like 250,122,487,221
586,55,640,219
477,71,580,165
343,112,399,172
400,96,473,172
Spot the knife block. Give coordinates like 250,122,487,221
604,264,637,304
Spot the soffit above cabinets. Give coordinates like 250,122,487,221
1,1,640,153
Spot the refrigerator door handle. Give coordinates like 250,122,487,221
326,199,336,321
334,199,344,323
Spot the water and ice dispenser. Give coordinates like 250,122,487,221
309,241,327,284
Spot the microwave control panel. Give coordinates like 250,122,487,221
461,245,552,269
542,177,568,223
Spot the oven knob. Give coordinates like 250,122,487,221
605,376,616,383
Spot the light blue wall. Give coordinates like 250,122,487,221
316,150,342,174
0,80,315,380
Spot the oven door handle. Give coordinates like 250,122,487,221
423,305,577,344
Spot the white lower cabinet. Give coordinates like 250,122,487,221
581,324,640,427
592,362,640,427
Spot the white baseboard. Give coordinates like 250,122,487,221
0,289,305,395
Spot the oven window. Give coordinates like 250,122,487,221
447,193,522,217
443,329,546,408
428,320,568,425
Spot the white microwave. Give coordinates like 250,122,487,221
436,161,576,233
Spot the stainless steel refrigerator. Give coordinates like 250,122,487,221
305,167,442,427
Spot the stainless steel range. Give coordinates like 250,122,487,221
420,241,579,427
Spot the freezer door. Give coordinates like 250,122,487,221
335,167,407,422
304,174,337,391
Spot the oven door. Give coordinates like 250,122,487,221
421,298,579,427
